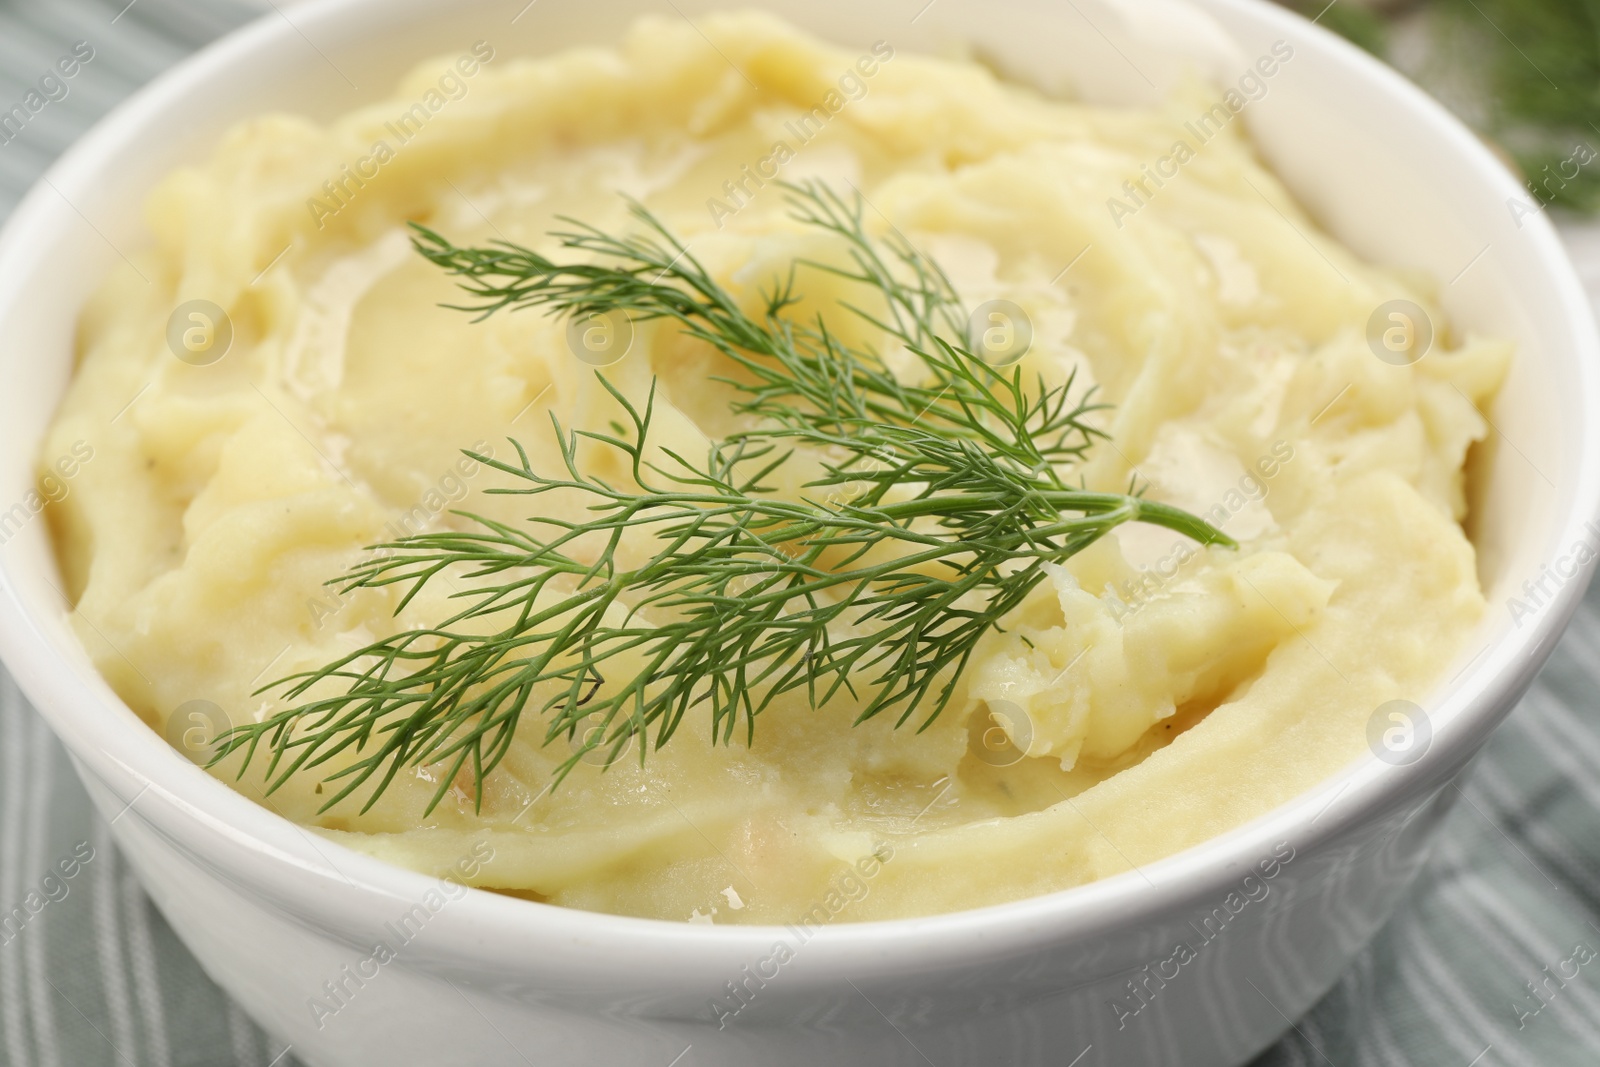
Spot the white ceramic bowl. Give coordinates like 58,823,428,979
0,2,1596,1065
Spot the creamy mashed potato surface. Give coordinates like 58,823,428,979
43,12,1506,922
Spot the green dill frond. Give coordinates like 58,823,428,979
213,181,1233,814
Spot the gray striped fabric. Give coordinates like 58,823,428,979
2,1,1599,1064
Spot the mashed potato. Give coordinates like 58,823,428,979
41,12,1506,923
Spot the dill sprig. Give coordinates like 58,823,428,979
1286,0,1600,211
1435,0,1600,210
215,182,1234,814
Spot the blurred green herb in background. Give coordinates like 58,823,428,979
1278,0,1600,211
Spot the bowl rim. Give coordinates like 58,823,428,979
0,0,1596,973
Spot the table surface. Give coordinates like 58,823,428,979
3,2,1600,1064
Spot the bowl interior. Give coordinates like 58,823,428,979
0,0,1594,946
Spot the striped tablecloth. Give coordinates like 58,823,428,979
4,2,1600,1064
